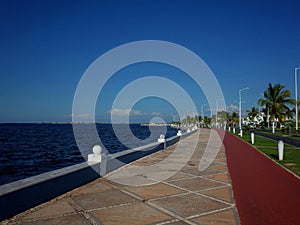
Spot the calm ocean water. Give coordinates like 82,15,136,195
0,123,177,185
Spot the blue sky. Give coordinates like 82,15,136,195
1,0,300,123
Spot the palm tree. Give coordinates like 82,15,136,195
203,116,211,127
285,108,295,120
258,83,295,124
246,107,259,122
226,112,239,126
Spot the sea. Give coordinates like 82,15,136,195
0,123,178,185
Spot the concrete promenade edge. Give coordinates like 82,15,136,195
0,129,240,225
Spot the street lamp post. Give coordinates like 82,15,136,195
216,102,218,128
295,67,300,131
260,93,269,128
239,87,249,129
201,104,207,119
267,104,269,128
216,99,224,128
201,104,207,127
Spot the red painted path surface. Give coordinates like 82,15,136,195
219,130,300,225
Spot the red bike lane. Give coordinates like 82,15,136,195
219,130,300,225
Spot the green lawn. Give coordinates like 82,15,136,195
232,131,300,177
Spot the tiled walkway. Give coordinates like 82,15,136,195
1,129,240,225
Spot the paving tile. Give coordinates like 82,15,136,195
166,172,195,181
71,180,114,196
186,158,201,165
17,214,88,225
19,199,75,222
163,220,191,225
198,187,234,203
151,193,228,218
92,203,172,225
110,163,182,181
208,163,228,171
141,169,184,182
131,154,171,166
203,173,231,184
181,168,221,176
213,158,226,164
72,189,138,210
106,173,156,186
131,159,161,166
192,208,240,225
216,153,226,159
168,177,223,191
124,182,185,200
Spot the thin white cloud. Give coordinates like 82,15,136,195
227,104,239,112
66,113,94,119
108,108,140,116
150,112,161,116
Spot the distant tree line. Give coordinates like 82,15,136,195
173,83,297,131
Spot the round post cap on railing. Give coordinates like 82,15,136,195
93,145,102,154
157,134,166,143
88,145,103,162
